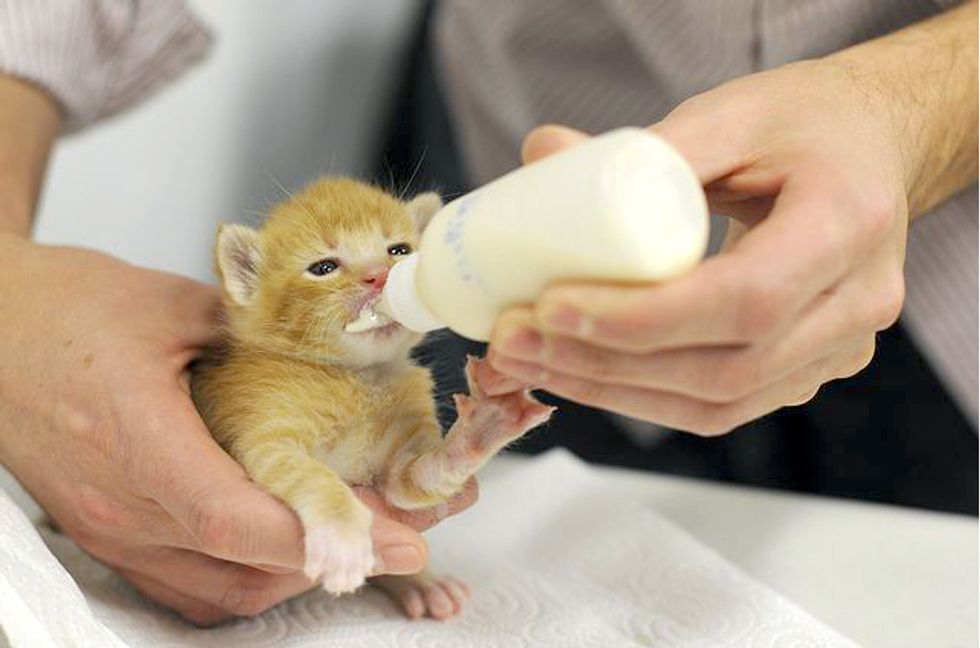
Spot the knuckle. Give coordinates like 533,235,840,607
71,486,128,537
556,379,606,405
600,309,657,351
790,386,821,406
573,344,616,381
55,400,118,463
688,405,740,437
839,342,876,379
58,402,101,444
871,275,906,330
734,279,789,340
66,524,101,555
218,575,279,617
563,377,607,406
180,604,233,627
855,189,899,243
189,496,242,559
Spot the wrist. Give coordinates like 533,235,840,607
823,3,978,218
817,54,914,201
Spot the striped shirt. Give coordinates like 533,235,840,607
0,0,975,421
0,0,210,132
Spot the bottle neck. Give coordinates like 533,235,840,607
379,253,445,333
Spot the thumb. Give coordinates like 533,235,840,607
353,477,479,532
139,391,306,569
521,124,589,164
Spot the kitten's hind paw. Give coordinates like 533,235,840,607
302,510,375,595
373,571,470,620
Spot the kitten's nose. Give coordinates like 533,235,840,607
362,266,389,290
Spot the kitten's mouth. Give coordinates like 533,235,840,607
344,301,395,334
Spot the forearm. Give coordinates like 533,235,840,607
0,75,61,237
826,1,978,219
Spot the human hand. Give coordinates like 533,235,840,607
0,235,476,625
488,57,916,435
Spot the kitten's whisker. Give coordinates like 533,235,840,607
398,147,428,201
377,156,397,195
266,170,318,223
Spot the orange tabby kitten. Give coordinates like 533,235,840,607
191,177,553,619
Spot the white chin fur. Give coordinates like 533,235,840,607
341,325,413,365
344,304,392,333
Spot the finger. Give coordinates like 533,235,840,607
246,563,297,575
493,271,896,403
521,124,589,164
490,331,862,406
147,271,223,351
403,476,479,530
136,392,306,570
507,338,874,436
533,172,872,352
65,488,212,554
111,545,312,618
174,281,223,351
370,515,429,576
71,492,302,577
467,356,529,396
354,477,479,532
119,569,232,627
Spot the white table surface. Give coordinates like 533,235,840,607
483,456,979,648
3,457,976,648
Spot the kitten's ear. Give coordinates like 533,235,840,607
406,192,443,231
216,224,262,306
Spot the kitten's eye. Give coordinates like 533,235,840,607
307,259,339,276
387,243,412,256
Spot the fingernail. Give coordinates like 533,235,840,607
377,545,423,575
502,327,543,359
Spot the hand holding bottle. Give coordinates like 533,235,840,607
487,56,928,434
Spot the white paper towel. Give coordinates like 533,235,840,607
1,450,861,647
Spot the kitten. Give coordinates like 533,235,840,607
191,177,553,619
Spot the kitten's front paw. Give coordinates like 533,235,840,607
462,355,555,436
302,505,375,595
453,357,555,455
